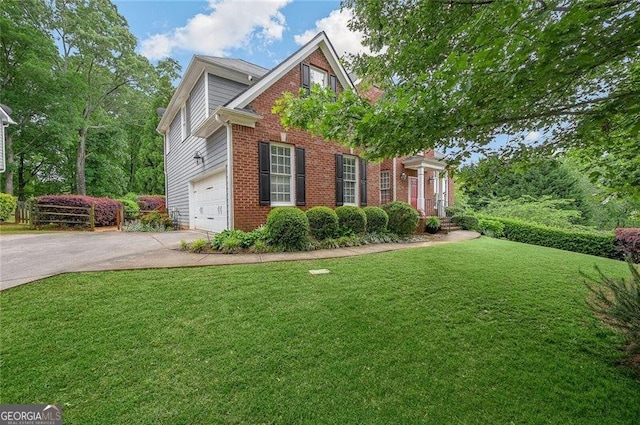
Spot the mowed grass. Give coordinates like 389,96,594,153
1,238,639,424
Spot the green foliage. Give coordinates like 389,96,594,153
140,211,173,230
493,217,618,259
363,206,388,233
266,207,310,251
212,227,269,251
189,238,208,253
459,157,590,219
335,206,367,235
479,196,582,229
586,260,640,360
117,198,140,220
478,218,505,238
382,201,419,236
0,193,18,221
275,1,638,196
425,216,441,234
305,206,339,240
452,214,479,231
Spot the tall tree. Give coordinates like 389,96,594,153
46,0,152,195
275,0,639,196
0,0,64,199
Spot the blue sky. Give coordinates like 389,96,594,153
112,0,366,75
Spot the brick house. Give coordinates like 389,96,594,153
157,32,453,232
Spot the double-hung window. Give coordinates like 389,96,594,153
380,170,391,203
309,66,327,88
335,154,366,207
259,142,305,207
270,144,293,205
343,156,358,205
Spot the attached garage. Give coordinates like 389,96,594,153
191,170,228,232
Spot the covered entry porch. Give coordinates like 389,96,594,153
402,156,449,218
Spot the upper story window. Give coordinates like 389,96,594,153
309,66,327,88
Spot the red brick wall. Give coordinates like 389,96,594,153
232,48,383,231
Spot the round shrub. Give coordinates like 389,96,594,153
306,206,339,240
336,206,367,235
382,201,420,236
0,193,18,222
266,207,310,250
363,206,388,233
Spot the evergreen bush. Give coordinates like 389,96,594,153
266,207,310,250
0,193,17,221
336,206,367,235
306,206,339,240
363,206,389,233
382,201,419,236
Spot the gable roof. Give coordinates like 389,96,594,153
196,56,269,79
158,31,354,134
226,31,354,110
0,104,15,125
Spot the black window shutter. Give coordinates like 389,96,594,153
301,63,311,96
329,74,337,100
259,142,271,206
295,147,306,206
335,154,344,206
360,158,367,206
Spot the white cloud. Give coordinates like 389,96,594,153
140,0,292,60
525,131,541,142
294,8,368,57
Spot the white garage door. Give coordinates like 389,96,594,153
192,171,227,232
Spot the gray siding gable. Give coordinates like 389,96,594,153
208,73,248,113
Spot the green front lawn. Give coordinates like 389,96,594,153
1,238,638,424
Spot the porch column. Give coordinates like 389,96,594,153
417,166,425,213
439,171,447,216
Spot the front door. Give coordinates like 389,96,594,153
409,177,418,209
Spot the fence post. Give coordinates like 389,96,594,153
90,204,95,231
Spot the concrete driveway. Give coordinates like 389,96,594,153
0,230,205,291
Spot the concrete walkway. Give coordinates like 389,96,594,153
0,230,480,291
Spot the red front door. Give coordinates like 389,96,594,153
409,177,418,208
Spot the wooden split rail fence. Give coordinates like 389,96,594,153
16,202,95,230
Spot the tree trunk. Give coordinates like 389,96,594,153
77,126,87,195
4,132,13,195
17,153,25,201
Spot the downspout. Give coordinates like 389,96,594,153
216,114,234,230
392,158,397,201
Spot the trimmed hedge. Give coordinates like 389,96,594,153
266,207,310,250
336,206,367,235
615,228,640,263
452,214,479,231
363,206,389,233
478,218,504,238
382,201,419,236
137,195,165,212
306,206,339,240
493,216,618,259
0,193,17,221
35,195,121,227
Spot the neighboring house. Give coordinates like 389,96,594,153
0,104,16,174
158,32,453,232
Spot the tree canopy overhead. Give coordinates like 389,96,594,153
275,0,639,181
